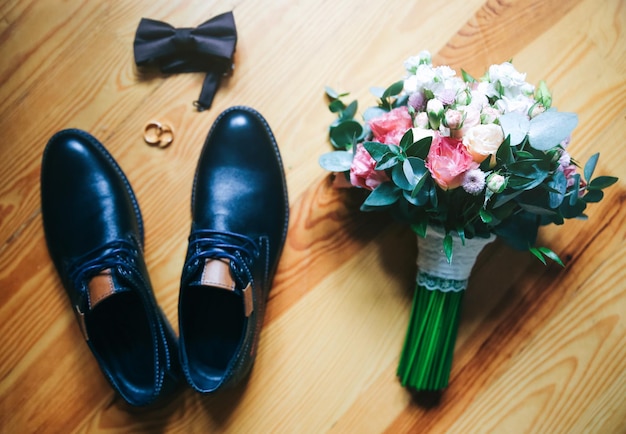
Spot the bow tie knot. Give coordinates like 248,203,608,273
133,12,237,111
173,28,195,49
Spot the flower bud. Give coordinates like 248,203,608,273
444,109,464,130
455,89,472,106
486,173,507,193
528,102,545,118
426,98,444,130
414,112,429,128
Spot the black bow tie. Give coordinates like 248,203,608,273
133,12,237,111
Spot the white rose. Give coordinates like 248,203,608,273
463,124,504,163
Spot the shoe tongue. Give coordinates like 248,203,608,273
197,258,253,317
87,268,131,311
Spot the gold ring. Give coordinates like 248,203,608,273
143,121,174,148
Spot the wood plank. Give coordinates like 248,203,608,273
0,0,624,432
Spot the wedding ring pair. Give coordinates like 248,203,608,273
143,121,174,148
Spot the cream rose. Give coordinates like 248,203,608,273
462,124,504,163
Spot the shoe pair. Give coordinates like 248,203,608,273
40,106,289,406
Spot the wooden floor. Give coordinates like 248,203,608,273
1,0,625,432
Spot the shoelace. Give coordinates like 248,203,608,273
68,239,143,302
186,229,260,285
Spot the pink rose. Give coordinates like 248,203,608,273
369,106,412,145
426,133,478,190
350,144,390,190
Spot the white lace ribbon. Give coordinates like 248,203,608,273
416,226,495,292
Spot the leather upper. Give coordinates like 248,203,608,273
41,129,179,406
179,107,289,393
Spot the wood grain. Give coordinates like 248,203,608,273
1,0,625,432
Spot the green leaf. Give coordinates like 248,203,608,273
443,233,453,263
318,151,353,172
519,203,558,216
588,176,618,190
341,100,358,120
411,221,428,238
375,154,399,171
405,136,432,159
583,153,599,182
528,111,578,151
403,188,429,206
363,141,394,162
499,112,530,146
328,99,345,113
461,69,476,83
329,120,363,149
529,247,547,265
583,189,604,203
362,182,401,207
325,86,340,99
399,129,414,151
363,106,388,122
561,196,587,218
496,136,514,165
479,208,493,224
538,247,564,267
382,80,404,99
548,170,567,208
569,174,581,206
392,163,412,190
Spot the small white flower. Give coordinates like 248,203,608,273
462,169,486,195
495,95,535,116
426,98,444,129
404,50,432,73
481,106,501,124
488,62,535,98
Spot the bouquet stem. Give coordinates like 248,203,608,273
397,279,465,390
397,226,494,391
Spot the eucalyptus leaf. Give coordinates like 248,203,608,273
375,154,399,170
330,120,363,149
405,136,432,159
403,189,429,206
583,189,604,203
341,100,358,120
370,87,385,98
318,151,354,172
399,129,414,150
363,106,388,122
363,141,394,161
362,182,401,207
528,111,578,151
569,173,581,206
588,176,618,190
325,86,339,99
392,163,413,190
382,80,404,98
499,112,530,146
548,170,567,208
560,196,586,218
583,152,599,182
519,203,557,216
328,99,345,113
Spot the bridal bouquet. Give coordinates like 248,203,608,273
320,51,617,391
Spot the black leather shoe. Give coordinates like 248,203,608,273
179,106,289,393
41,129,179,406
